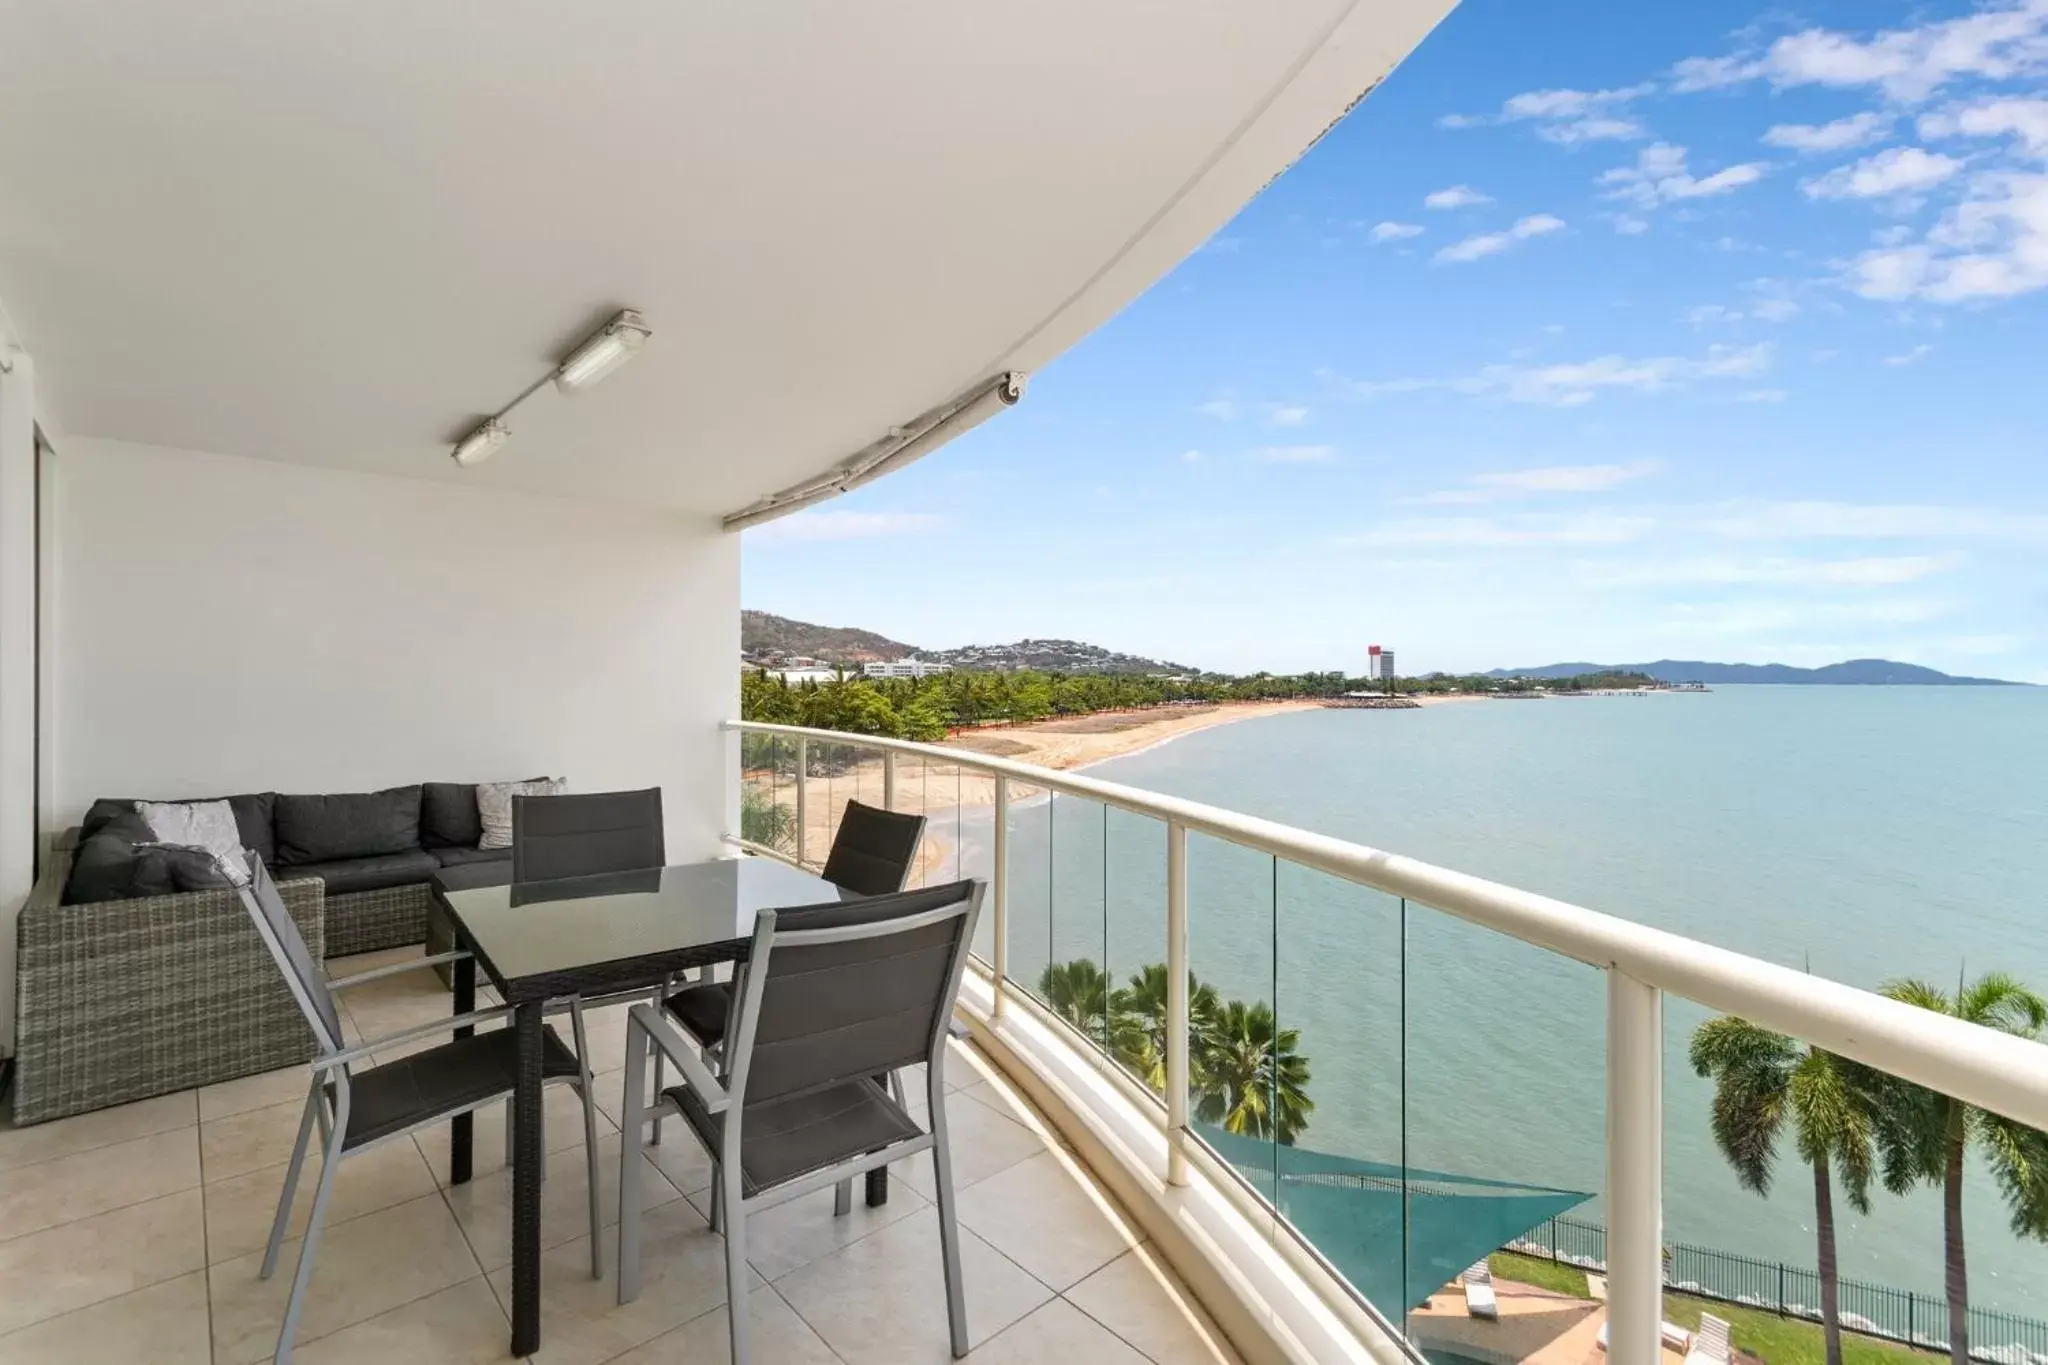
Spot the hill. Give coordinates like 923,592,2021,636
741,611,1193,675
1486,658,2024,686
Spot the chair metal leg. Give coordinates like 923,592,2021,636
569,998,604,1279
709,1171,724,1234
928,1066,970,1358
275,1089,350,1365
833,1179,852,1217
617,1020,651,1305
721,1168,751,1365
261,1080,323,1280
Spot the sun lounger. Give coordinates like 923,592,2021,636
1461,1261,1499,1320
1685,1313,1732,1365
1597,1319,1695,1352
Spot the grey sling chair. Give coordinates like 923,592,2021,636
618,877,987,1365
233,855,604,1365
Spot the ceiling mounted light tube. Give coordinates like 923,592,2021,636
450,418,511,467
723,371,1026,531
554,309,653,394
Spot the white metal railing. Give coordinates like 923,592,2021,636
728,718,2048,1364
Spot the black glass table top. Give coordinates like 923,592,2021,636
439,857,847,1002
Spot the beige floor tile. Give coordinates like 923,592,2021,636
0,1091,196,1173
966,1297,1153,1364
290,1278,510,1365
609,1283,839,1365
775,1207,1054,1365
206,1193,484,1365
202,1095,322,1184
486,1199,754,1365
0,1126,199,1241
954,1149,1142,1291
0,1269,212,1365
443,1130,677,1273
0,1189,205,1335
204,1137,439,1264
891,1088,1049,1201
686,1173,929,1282
200,1063,315,1124
421,1086,616,1188
1065,1246,1243,1365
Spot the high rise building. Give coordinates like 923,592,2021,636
1366,644,1398,680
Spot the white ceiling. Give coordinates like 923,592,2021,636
0,1,1452,517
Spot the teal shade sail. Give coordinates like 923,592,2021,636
1197,1125,1591,1314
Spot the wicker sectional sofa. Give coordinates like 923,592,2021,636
11,782,516,1124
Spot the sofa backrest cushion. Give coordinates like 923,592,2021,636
131,843,242,895
419,783,480,849
64,809,154,903
274,786,423,865
83,792,277,867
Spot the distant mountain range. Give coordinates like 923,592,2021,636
1485,658,2026,686
742,611,1193,676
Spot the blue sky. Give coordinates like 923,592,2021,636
745,0,2048,681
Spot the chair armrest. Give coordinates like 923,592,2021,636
628,1003,729,1113
315,1005,514,1071
328,950,471,991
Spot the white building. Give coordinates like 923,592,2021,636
862,659,952,679
1367,644,1398,680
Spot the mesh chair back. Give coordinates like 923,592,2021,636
819,800,926,896
729,879,982,1108
512,787,665,883
235,856,346,1055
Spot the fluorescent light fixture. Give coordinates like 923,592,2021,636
450,418,511,467
555,309,652,394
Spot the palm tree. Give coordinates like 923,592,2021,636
1870,973,2048,1365
1108,964,1220,1093
1036,960,1112,1039
1195,999,1312,1145
1689,1017,1877,1365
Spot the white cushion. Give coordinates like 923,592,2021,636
135,798,252,885
476,778,566,849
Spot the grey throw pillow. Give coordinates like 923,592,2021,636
136,799,252,885
476,778,566,850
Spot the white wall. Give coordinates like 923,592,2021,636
51,437,738,855
0,351,36,1053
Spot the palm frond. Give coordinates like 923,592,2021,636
1957,972,2048,1039
1977,1110,2048,1241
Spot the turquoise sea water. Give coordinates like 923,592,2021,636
990,686,2048,1315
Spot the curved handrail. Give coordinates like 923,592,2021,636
728,719,2048,1133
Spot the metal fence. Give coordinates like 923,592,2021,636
1506,1217,2048,1363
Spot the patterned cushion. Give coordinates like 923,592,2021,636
476,778,565,850
137,798,252,885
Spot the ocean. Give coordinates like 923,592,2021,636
986,686,2048,1315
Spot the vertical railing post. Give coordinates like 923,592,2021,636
882,749,897,812
992,776,1009,1019
1607,969,1664,1365
1165,819,1190,1187
794,737,809,868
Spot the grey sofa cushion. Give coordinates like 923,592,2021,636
289,849,441,897
275,786,423,865
420,783,480,849
429,845,512,870
64,810,156,904
83,792,277,867
131,843,240,895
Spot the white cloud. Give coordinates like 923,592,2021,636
1600,143,1767,209
1341,344,1771,408
1424,184,1493,210
1736,388,1789,403
1749,296,1802,322
1349,513,1656,548
1437,113,1485,130
1672,4,2048,103
1267,405,1310,427
1197,397,1240,420
1367,221,1425,243
1252,445,1335,464
1884,342,1936,365
1686,303,1744,326
750,509,945,544
1613,215,1651,235
1850,168,2048,302
1411,460,1659,506
1179,449,1203,464
1920,96,2048,154
1439,85,1651,143
1655,597,1955,635
1587,553,1959,588
1763,112,1894,153
1501,86,1652,120
1706,500,2048,540
1539,116,1647,145
1435,213,1566,263
1802,146,1962,199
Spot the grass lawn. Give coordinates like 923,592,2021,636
1483,1255,1941,1365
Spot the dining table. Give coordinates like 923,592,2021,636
434,855,850,1358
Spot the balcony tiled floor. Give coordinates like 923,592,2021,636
0,946,1240,1365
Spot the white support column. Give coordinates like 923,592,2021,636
882,750,897,812
794,737,809,868
991,776,1009,1019
1607,970,1664,1365
1165,819,1190,1186
0,349,36,1056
